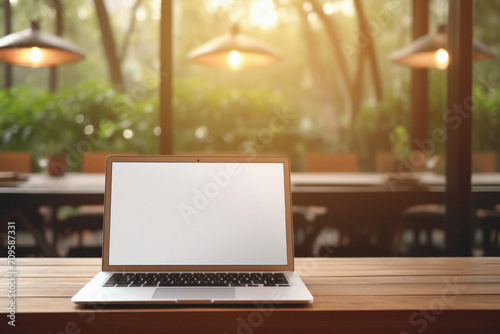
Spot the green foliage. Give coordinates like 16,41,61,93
173,78,304,164
472,85,500,152
356,88,409,169
0,86,43,152
390,125,410,159
1,78,310,170
0,80,158,171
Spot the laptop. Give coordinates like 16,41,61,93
71,155,313,305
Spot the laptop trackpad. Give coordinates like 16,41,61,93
152,288,236,301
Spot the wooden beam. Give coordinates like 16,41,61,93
3,0,12,87
445,0,473,256
410,0,429,150
49,0,62,93
159,0,173,155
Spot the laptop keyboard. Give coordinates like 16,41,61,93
103,272,290,287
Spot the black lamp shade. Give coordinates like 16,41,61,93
0,22,85,68
391,25,494,69
188,25,281,70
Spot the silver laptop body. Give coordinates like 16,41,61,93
72,155,313,305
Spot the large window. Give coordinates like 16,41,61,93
1,0,499,173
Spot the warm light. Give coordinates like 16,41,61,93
228,50,242,68
29,47,42,63
435,48,449,69
321,0,355,17
391,24,494,69
250,0,278,30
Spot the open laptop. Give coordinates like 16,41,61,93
72,155,313,305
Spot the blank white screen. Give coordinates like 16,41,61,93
108,162,288,266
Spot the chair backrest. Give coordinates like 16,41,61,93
377,151,433,173
376,152,395,173
82,152,138,173
305,152,359,172
472,151,497,173
81,153,128,173
0,152,32,173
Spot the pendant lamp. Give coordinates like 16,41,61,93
187,24,281,70
0,21,85,68
391,24,494,69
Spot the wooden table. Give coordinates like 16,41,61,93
1,257,499,333
0,174,105,257
291,173,500,256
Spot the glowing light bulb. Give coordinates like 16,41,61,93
435,48,449,69
29,47,42,63
228,50,242,68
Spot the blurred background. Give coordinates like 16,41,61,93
1,0,498,172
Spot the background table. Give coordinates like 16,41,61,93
3,173,500,256
1,257,499,333
0,174,105,257
291,173,500,256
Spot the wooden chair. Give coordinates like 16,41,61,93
80,151,139,173
0,151,32,173
476,209,500,256
397,204,446,256
56,152,133,256
81,152,111,173
396,151,498,256
376,151,432,174
472,151,497,173
305,152,359,172
390,150,445,256
376,151,395,173
303,152,396,256
303,152,358,254
0,152,39,256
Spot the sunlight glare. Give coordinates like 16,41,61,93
250,0,278,30
77,7,88,20
340,0,355,17
207,0,235,14
136,8,147,21
323,2,335,15
322,0,355,17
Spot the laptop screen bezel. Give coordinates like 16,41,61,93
102,155,295,272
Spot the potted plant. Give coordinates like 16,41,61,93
40,139,69,177
34,105,78,177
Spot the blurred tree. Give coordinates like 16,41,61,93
296,1,338,141
94,0,125,91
